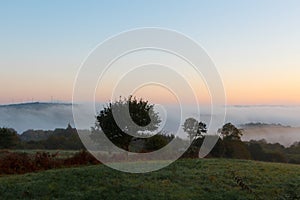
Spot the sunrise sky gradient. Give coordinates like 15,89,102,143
1,0,300,105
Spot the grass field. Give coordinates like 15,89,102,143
0,159,299,200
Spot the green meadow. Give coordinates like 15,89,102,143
0,159,299,200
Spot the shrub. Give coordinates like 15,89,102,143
0,152,36,174
63,150,100,166
0,151,100,175
34,151,62,170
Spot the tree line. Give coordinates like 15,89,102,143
181,118,300,164
0,96,299,164
0,125,84,150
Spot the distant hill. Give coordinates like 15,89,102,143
0,102,72,109
20,129,54,141
240,122,300,147
0,102,75,133
240,122,291,128
19,124,77,142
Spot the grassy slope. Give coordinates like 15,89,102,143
0,159,299,200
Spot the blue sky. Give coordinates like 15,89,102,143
1,0,300,104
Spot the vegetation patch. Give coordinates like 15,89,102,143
0,159,299,200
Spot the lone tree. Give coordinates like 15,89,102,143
96,96,161,151
218,123,243,141
183,118,207,142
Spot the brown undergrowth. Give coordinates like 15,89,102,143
0,150,100,175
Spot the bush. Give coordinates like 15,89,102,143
0,151,100,175
34,151,62,170
0,152,36,174
223,140,251,159
63,151,100,166
0,128,20,149
181,138,204,158
145,134,169,152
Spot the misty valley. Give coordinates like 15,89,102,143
0,101,300,199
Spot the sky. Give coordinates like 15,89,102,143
1,0,300,105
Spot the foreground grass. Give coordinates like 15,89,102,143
0,159,299,200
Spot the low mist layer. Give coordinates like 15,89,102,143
0,102,299,146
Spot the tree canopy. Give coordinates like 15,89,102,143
218,123,243,141
96,96,161,151
183,118,207,142
0,128,20,149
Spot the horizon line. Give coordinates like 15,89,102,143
1,101,300,108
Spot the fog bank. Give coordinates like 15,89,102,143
0,103,299,146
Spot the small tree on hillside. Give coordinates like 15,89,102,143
198,121,207,136
183,118,207,142
218,123,243,141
